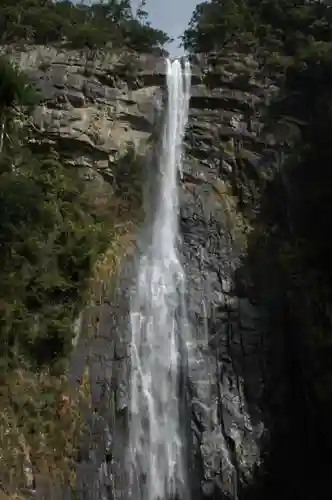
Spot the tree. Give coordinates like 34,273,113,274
0,57,35,155
182,0,332,55
182,0,256,53
0,0,171,53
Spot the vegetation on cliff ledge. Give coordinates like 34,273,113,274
0,57,112,372
0,55,112,491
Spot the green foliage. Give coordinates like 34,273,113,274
0,57,36,111
0,369,87,489
0,57,136,491
0,0,171,53
182,0,332,56
182,0,257,53
0,59,112,373
0,57,37,154
0,148,111,370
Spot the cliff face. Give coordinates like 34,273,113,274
3,45,165,175
94,51,283,500
180,51,279,498
5,46,289,500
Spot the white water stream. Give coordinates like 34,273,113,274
128,58,192,500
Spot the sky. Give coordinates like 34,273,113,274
131,0,200,55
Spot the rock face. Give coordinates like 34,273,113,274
180,51,276,498
3,45,165,178
10,46,282,500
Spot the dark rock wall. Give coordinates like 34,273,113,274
179,52,274,498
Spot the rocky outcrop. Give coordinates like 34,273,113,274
3,45,165,180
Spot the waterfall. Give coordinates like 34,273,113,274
128,58,192,500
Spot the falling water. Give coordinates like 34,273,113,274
128,58,191,500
